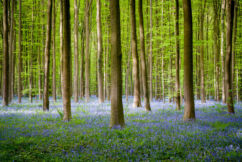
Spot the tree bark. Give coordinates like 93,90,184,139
74,0,79,102
9,0,15,103
85,0,90,102
213,0,220,101
221,0,226,103
130,0,141,108
3,0,9,106
43,0,52,111
97,0,104,103
52,0,56,102
139,0,151,111
175,0,180,110
149,0,153,101
183,0,195,121
200,0,206,103
80,29,84,99
18,0,22,103
61,0,72,121
109,0,125,128
225,0,235,113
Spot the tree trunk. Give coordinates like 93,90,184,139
125,47,131,102
149,0,153,101
109,0,125,128
29,0,35,103
18,0,22,103
52,0,56,102
130,0,141,108
43,0,53,111
3,0,9,106
85,0,90,102
183,0,195,121
60,0,63,97
200,0,206,103
139,0,151,111
221,0,226,103
232,0,238,101
175,0,180,110
9,0,15,103
74,0,79,102
97,0,104,103
80,30,84,99
225,0,235,113
61,0,72,121
213,0,220,101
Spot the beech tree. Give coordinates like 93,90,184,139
110,0,125,128
43,0,53,111
61,0,72,121
130,0,141,108
225,0,235,113
183,0,195,120
138,0,151,111
97,0,104,103
3,0,9,106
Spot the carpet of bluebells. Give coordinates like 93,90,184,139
0,96,241,161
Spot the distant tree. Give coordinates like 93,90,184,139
130,0,141,108
85,0,91,102
52,0,56,102
43,0,53,111
61,0,72,121
74,0,79,103
149,0,153,101
3,0,9,106
200,0,206,103
221,0,226,103
18,0,22,103
97,0,104,103
213,0,221,101
183,0,195,120
110,0,125,128
225,0,235,113
175,0,180,110
138,0,151,111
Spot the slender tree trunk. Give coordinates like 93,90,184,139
61,0,72,121
183,0,195,121
60,0,63,97
149,0,153,101
18,0,22,103
232,0,238,100
3,0,9,106
221,0,226,103
125,45,131,102
43,0,53,111
74,0,79,102
139,0,151,111
200,0,206,103
97,0,104,103
175,0,180,110
38,1,42,100
225,0,235,113
130,0,141,108
52,0,56,102
29,0,35,103
85,0,90,102
80,30,84,99
213,0,220,101
9,0,15,103
109,0,125,128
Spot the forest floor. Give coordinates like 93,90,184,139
0,97,241,161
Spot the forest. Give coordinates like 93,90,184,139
0,0,241,161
